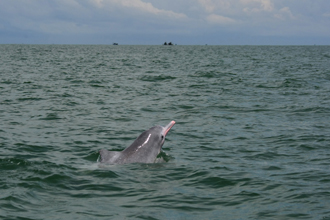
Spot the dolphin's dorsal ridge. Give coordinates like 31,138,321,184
99,149,121,163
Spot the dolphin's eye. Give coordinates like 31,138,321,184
161,135,164,139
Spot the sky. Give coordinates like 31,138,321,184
0,0,329,45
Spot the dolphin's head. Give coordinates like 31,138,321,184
150,120,176,152
100,121,176,164
124,121,175,163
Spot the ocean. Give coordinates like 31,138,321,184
1,44,330,219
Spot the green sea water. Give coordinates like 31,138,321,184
1,45,330,219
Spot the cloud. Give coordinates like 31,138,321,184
198,0,231,13
91,0,187,19
241,0,274,13
274,7,295,20
323,12,330,17
198,0,274,15
206,14,236,25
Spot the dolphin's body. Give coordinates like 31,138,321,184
99,121,175,164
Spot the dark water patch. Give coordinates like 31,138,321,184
193,70,221,78
248,151,290,160
139,74,176,82
90,84,105,88
263,166,282,171
199,176,236,188
188,84,208,89
145,70,159,74
38,113,61,120
17,97,43,102
280,78,308,88
1,80,15,84
14,143,53,153
177,104,195,110
298,143,316,150
255,83,282,89
293,106,330,113
59,92,73,97
70,79,85,84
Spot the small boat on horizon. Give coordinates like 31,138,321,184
163,42,173,45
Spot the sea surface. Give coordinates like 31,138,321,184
1,45,330,220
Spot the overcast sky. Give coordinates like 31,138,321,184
0,0,329,45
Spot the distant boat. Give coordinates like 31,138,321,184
113,43,118,45
163,42,173,46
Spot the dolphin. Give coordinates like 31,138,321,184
99,121,175,164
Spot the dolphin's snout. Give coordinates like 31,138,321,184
164,120,175,136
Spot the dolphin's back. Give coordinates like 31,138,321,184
99,149,121,164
